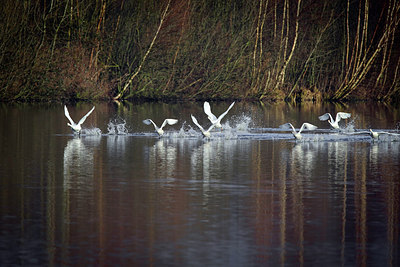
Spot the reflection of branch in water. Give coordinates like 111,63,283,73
63,136,100,190
282,142,351,183
365,141,399,265
368,141,400,165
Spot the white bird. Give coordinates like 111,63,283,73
64,105,95,135
279,122,318,140
368,129,400,139
318,112,351,129
142,118,178,136
348,129,400,140
203,101,235,128
191,114,216,138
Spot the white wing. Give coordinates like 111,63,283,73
371,130,399,136
64,105,75,125
279,123,296,133
344,131,369,135
143,119,158,129
217,101,235,121
160,119,178,129
143,119,155,126
166,119,178,125
142,119,153,125
336,112,351,123
204,102,218,121
385,132,400,136
191,115,206,133
318,113,332,121
77,106,95,125
299,122,317,133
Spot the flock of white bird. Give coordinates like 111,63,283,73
64,103,399,140
63,102,235,138
279,112,352,140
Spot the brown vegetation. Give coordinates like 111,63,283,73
0,0,399,102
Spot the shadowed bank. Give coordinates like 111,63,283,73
0,0,399,102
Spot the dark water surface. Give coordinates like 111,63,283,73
1,101,400,266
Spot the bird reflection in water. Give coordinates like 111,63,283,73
147,138,178,179
63,136,101,190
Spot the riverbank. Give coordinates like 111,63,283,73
1,0,399,103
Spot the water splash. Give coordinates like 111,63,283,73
107,119,129,135
233,114,252,131
162,115,253,140
395,122,400,131
223,114,252,132
181,123,200,138
340,116,358,133
97,113,400,142
179,122,198,137
81,127,102,136
341,123,356,133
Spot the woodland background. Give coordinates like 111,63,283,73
0,0,399,102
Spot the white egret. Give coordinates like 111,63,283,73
203,101,235,128
191,115,216,138
142,118,178,136
368,129,400,139
348,129,400,140
318,112,351,129
64,105,95,135
280,122,318,140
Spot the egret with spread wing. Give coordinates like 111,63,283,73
280,122,318,140
203,101,235,129
143,118,178,136
318,112,351,129
191,115,216,138
348,129,400,140
64,105,95,135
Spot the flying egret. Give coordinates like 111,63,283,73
142,118,178,136
203,101,235,129
348,129,400,140
279,122,318,140
191,115,216,138
64,105,95,135
318,112,351,129
368,129,400,139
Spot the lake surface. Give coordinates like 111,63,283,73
0,101,400,266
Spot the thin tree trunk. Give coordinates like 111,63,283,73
287,10,334,98
268,0,301,97
334,0,400,100
89,0,106,70
345,0,350,70
106,0,125,65
113,0,171,100
252,0,263,78
163,0,191,93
